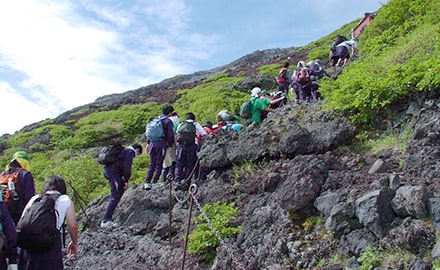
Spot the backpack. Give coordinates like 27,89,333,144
330,35,347,51
277,68,288,84
16,193,61,252
239,98,255,119
0,169,22,203
145,116,166,141
97,144,124,165
177,121,196,145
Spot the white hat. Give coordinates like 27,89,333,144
251,87,261,97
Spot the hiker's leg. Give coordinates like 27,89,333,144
184,145,198,182
103,176,124,221
174,145,184,182
152,147,166,183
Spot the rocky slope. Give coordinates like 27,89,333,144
64,90,440,270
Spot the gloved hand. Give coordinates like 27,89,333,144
8,264,18,270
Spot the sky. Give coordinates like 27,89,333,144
0,0,388,135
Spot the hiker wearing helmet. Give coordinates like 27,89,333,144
0,151,36,224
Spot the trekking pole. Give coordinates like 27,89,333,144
67,179,92,228
181,184,198,270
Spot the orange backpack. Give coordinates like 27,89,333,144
0,169,22,203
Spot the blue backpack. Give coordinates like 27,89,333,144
146,116,166,141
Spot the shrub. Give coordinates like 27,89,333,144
188,202,242,262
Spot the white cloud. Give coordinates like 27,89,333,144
0,0,218,135
0,82,52,134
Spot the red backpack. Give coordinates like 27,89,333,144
277,68,288,84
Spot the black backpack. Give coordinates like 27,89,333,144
177,121,196,145
97,144,124,165
16,193,61,252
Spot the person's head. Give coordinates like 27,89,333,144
203,121,213,129
9,150,31,171
283,62,290,68
297,61,305,68
162,104,174,116
185,112,196,121
43,175,67,195
251,87,261,97
131,143,143,156
217,110,230,121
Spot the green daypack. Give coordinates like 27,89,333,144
239,98,255,119
177,121,196,145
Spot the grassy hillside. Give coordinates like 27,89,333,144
1,0,438,208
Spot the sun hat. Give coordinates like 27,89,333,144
251,87,261,97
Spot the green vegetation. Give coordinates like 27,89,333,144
188,202,242,262
358,246,416,270
0,0,438,233
319,0,440,128
173,73,247,123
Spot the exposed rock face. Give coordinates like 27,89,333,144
67,94,440,270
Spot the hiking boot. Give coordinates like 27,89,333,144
143,183,152,190
100,220,118,228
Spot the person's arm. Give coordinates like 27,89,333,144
65,202,79,258
21,171,36,205
121,150,135,183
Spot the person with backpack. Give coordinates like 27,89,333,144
143,104,175,190
174,112,207,189
101,143,142,228
276,62,291,93
0,200,18,270
331,37,358,67
329,34,347,62
291,61,306,101
307,59,326,102
296,66,312,101
18,175,78,270
161,112,179,183
221,115,244,133
247,87,285,123
0,151,36,224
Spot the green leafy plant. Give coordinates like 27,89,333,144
188,202,242,262
358,246,382,270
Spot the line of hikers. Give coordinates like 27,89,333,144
276,34,358,102
100,88,289,229
276,59,327,102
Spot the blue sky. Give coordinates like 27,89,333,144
0,0,388,135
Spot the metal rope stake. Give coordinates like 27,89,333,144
181,184,198,270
